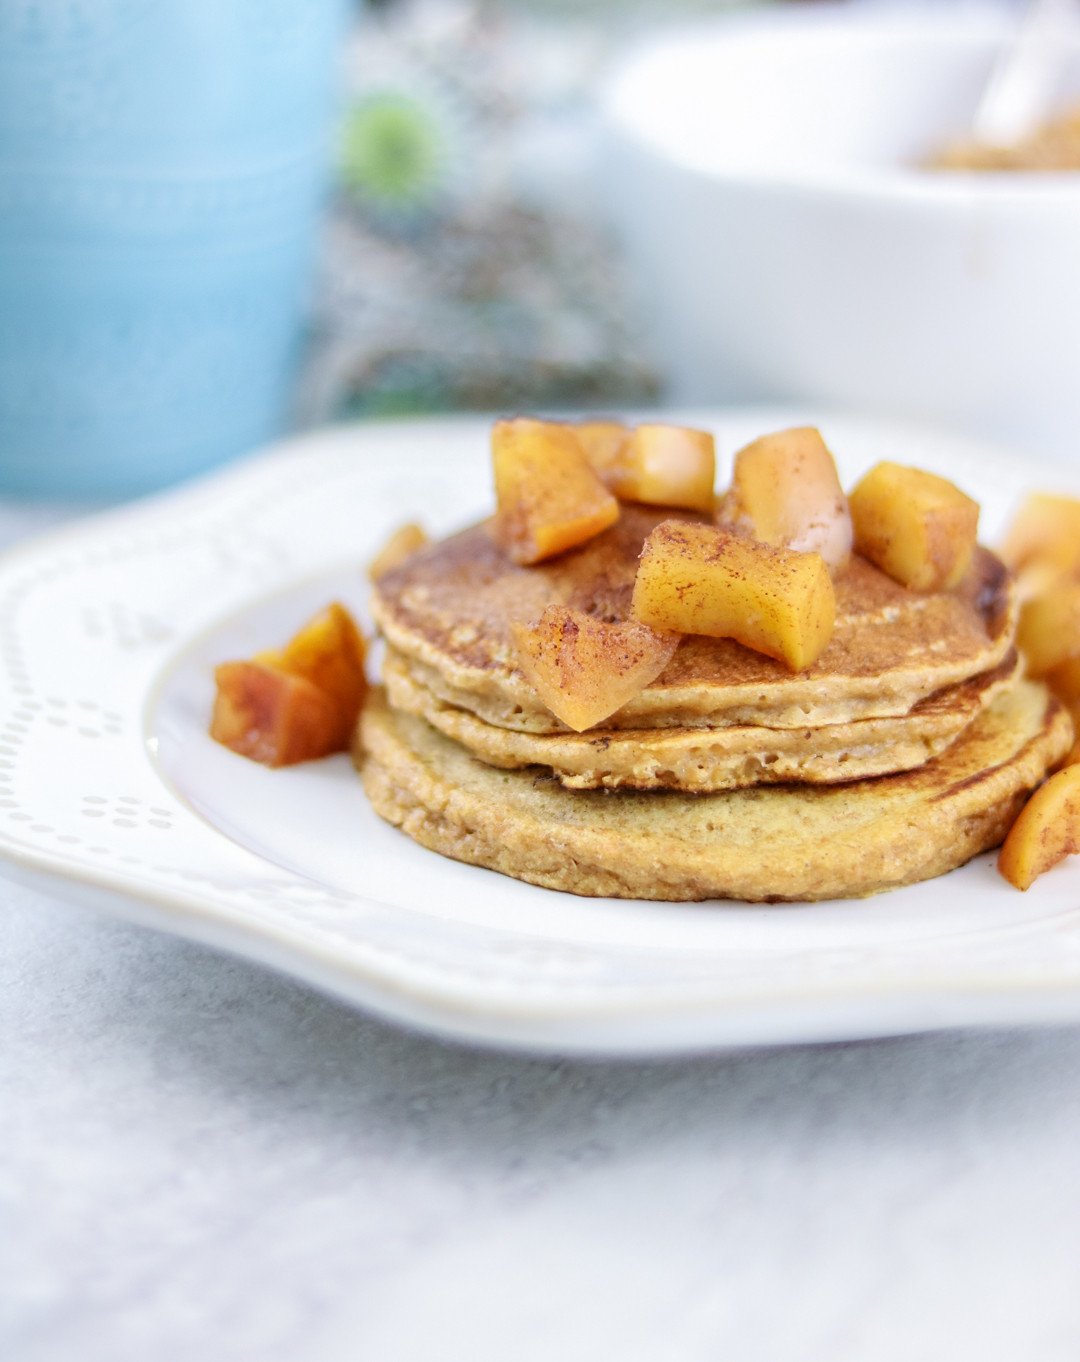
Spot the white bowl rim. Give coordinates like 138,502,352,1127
600,1,1080,204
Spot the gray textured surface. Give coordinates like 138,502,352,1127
6,881,1080,1362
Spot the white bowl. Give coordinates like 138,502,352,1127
601,4,1080,465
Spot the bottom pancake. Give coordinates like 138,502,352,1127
356,682,1072,902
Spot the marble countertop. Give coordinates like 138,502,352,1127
4,500,1080,1362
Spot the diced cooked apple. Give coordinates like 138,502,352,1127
270,601,368,718
716,426,853,573
212,602,368,766
848,462,979,591
369,522,428,580
630,520,835,672
1000,494,1080,600
510,606,679,731
1000,494,1080,577
492,417,619,565
604,424,716,512
1065,712,1080,769
1016,584,1080,676
210,661,348,767
1035,657,1080,764
573,420,633,484
1013,557,1076,604
1045,654,1080,707
998,763,1080,890
574,420,715,511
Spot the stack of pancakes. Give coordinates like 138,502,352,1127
359,504,1072,901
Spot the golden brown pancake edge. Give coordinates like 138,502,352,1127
382,646,1022,791
371,506,1017,731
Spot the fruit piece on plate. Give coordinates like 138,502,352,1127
369,522,428,580
998,763,1080,890
510,605,679,731
630,519,835,672
269,601,368,718
716,426,852,573
210,662,349,767
1000,493,1080,581
212,602,368,766
597,423,715,513
1016,584,1080,677
848,462,979,591
492,417,619,565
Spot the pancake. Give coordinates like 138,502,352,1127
384,646,1022,791
357,680,1072,902
371,505,1017,733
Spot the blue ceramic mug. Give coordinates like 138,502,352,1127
0,0,349,498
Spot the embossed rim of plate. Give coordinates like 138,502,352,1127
2,410,1080,1056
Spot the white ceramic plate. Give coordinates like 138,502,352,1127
3,411,1080,1055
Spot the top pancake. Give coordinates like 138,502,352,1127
371,504,1017,732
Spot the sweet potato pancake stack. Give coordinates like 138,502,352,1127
358,421,1072,901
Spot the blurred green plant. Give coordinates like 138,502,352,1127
341,93,448,213
303,0,665,422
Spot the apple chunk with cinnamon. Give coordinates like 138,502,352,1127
510,606,679,731
492,418,618,565
369,522,428,580
848,462,978,592
1000,493,1080,592
1016,583,1080,677
998,763,1080,891
581,422,716,514
630,520,835,672
211,602,367,766
211,664,348,768
717,426,852,573
1043,656,1080,766
573,420,633,484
